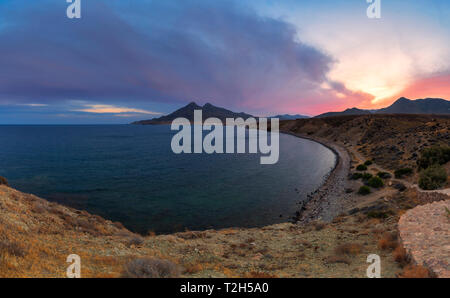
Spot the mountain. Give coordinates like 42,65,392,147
271,114,310,120
133,97,450,124
315,97,450,118
375,97,450,114
315,108,372,118
132,102,253,124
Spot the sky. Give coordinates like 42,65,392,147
0,0,449,124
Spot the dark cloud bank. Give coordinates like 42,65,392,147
0,0,363,113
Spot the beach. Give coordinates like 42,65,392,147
283,132,352,223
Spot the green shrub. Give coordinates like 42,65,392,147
367,176,384,188
0,176,8,186
367,211,390,219
377,172,392,179
356,164,368,171
358,186,371,195
351,173,363,180
364,160,373,166
418,165,447,190
394,168,413,178
417,146,450,169
362,173,373,180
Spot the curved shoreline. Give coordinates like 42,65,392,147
2,130,350,235
281,131,351,223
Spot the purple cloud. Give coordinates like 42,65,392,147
0,0,336,114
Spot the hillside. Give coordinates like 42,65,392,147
0,183,413,278
279,114,450,176
132,102,253,125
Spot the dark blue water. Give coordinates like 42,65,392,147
0,125,335,234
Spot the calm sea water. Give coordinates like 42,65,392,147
0,125,335,234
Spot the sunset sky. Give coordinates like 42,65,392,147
0,0,449,124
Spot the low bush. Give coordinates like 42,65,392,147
323,255,351,265
393,183,406,192
351,173,363,180
358,186,371,195
127,235,144,247
378,232,398,250
334,243,363,255
377,172,392,179
364,160,373,166
122,258,180,278
418,165,447,190
393,246,409,266
184,263,203,274
356,164,367,171
312,221,326,231
417,145,450,169
0,240,26,257
0,176,8,186
367,176,384,188
362,173,373,180
32,202,47,214
367,210,390,219
394,168,413,178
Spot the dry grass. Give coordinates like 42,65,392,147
244,271,277,278
398,265,434,278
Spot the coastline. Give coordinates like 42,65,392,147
1,116,448,277
281,131,351,223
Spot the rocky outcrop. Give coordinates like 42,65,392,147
398,199,450,278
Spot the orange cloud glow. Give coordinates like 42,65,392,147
74,104,161,116
374,73,450,108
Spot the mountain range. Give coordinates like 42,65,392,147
315,97,449,118
133,97,449,124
